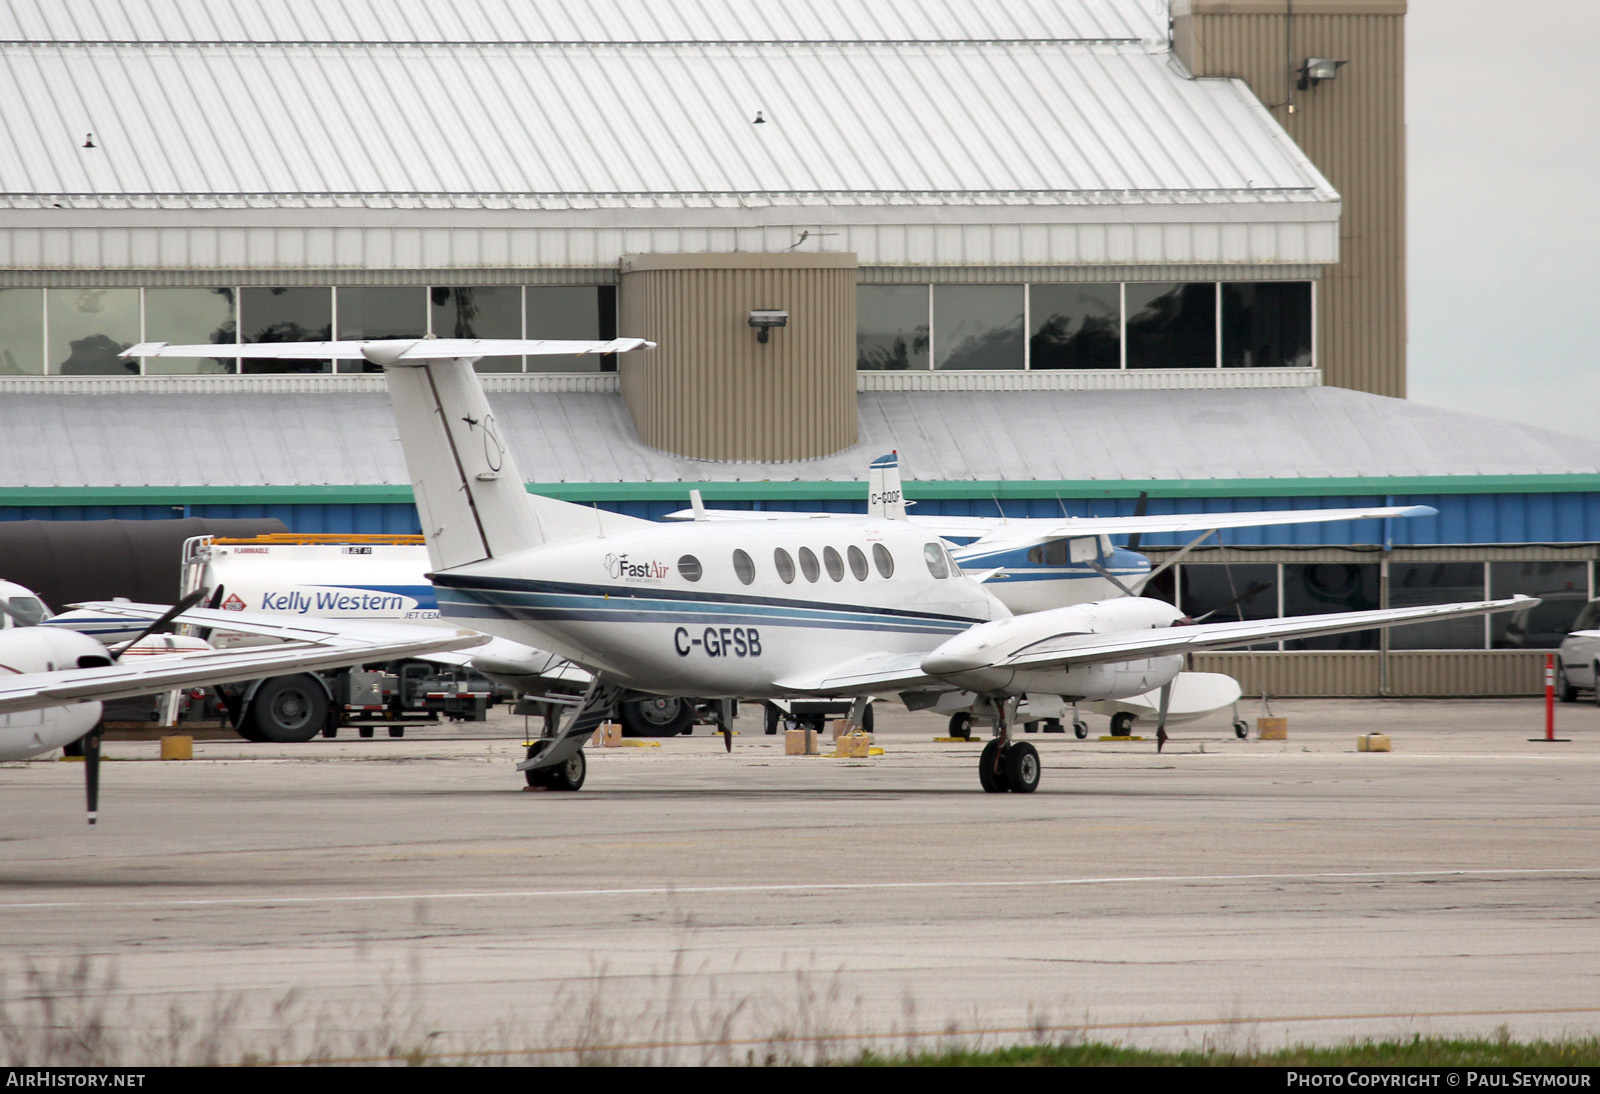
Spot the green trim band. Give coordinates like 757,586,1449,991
3,475,1599,508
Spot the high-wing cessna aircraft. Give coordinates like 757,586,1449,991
0,585,485,822
126,338,1536,795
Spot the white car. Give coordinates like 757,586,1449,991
1555,598,1600,703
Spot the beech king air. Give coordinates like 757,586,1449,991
0,582,485,822
126,338,1535,795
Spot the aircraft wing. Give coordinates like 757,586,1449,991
0,617,486,715
773,650,945,695
928,596,1537,675
125,338,653,361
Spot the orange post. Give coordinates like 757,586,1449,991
1545,654,1555,741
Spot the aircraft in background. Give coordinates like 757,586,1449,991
126,338,1535,795
0,583,485,823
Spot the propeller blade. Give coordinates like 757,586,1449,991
722,726,733,753
1125,491,1150,553
83,722,103,826
192,585,226,643
109,587,209,661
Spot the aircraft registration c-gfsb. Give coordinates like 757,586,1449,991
121,336,1537,796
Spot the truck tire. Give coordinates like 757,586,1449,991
618,697,694,737
243,675,328,743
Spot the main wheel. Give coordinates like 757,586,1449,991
1556,662,1577,703
1005,742,1040,794
546,749,586,791
1072,720,1089,740
948,712,973,740
978,738,1007,793
243,675,328,743
1234,719,1250,739
618,697,694,737
1109,711,1136,738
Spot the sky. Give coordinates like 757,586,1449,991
1405,0,1599,439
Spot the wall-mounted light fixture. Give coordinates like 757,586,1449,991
1297,57,1347,91
748,309,788,344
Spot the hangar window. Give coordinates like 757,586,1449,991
525,286,618,374
1125,283,1216,370
677,555,702,582
240,287,333,374
1491,561,1590,649
732,549,756,585
934,285,1024,371
856,285,930,370
336,287,427,373
847,545,869,581
1387,562,1487,650
0,289,44,374
924,543,949,579
798,547,821,582
872,543,895,578
47,288,140,375
1282,563,1380,650
1029,284,1120,370
431,287,523,373
823,546,845,581
143,288,237,374
1223,282,1313,369
774,547,796,584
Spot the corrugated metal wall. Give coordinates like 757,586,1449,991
1175,0,1406,399
1195,650,1551,697
618,253,858,461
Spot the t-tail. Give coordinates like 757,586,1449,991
867,452,909,521
123,337,657,573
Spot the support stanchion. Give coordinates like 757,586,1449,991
1531,653,1570,742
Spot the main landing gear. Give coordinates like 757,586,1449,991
976,699,1040,794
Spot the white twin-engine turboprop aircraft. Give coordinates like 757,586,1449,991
125,338,1536,795
0,578,486,823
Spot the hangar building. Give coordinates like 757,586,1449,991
2,0,1597,696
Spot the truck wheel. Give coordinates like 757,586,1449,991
1110,712,1136,737
243,675,328,743
764,703,782,734
618,697,694,737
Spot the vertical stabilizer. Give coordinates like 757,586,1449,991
383,356,644,571
867,452,909,521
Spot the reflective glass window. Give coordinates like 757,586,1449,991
0,288,44,374
1491,561,1591,649
872,543,895,579
857,285,929,370
924,543,949,579
774,547,796,584
3,595,48,625
1178,563,1278,650
847,545,869,581
431,287,523,373
677,555,702,582
732,549,756,585
934,285,1024,370
1387,562,1487,649
1125,283,1216,369
823,547,845,582
143,288,237,374
525,286,616,373
48,288,140,375
336,287,426,373
1029,284,1120,370
1223,282,1313,369
240,287,332,373
1283,563,1379,650
798,547,821,582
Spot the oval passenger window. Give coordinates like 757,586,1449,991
823,546,845,582
872,543,895,578
732,549,756,585
678,554,703,582
798,547,821,582
847,545,869,581
774,547,796,584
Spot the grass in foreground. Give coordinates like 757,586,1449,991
853,1034,1600,1067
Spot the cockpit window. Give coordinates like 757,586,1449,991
923,543,949,579
677,555,703,582
1,596,47,627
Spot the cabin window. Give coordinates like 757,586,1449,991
1028,541,1071,566
732,549,756,585
923,543,949,579
677,555,703,582
823,547,845,582
847,545,869,581
798,547,821,582
872,543,895,578
774,547,796,584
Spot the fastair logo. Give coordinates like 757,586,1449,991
221,593,247,611
605,552,668,582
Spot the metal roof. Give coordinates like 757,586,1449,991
0,0,1172,45
6,388,1600,491
0,6,1329,213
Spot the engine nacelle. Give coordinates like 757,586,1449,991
0,627,109,759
